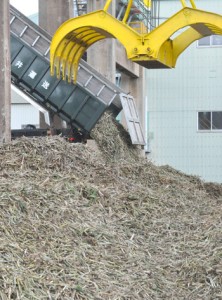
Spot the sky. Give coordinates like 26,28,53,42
10,0,38,16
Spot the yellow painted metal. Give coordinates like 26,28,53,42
122,0,133,24
190,0,197,9
50,2,222,83
50,9,140,82
104,0,112,12
129,21,148,34
143,0,151,9
180,0,197,8
143,0,148,7
180,0,186,7
141,7,222,67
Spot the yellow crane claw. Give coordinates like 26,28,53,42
50,0,222,83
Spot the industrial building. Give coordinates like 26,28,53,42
146,0,222,183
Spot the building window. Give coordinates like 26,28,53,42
197,35,222,47
198,111,222,131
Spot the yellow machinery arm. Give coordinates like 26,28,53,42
50,0,222,83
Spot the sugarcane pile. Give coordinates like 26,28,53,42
0,113,222,299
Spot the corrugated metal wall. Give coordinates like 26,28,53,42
146,0,222,183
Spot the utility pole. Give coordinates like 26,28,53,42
0,0,11,143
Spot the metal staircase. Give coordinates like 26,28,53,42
118,0,151,30
73,0,87,16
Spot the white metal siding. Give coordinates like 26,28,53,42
11,104,39,129
146,0,222,183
